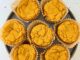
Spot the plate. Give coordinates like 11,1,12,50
6,10,77,59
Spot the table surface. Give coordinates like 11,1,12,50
0,0,80,60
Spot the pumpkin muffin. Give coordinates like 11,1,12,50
27,20,55,48
1,19,26,46
40,44,69,60
41,0,68,23
56,19,79,47
10,44,37,60
12,0,40,21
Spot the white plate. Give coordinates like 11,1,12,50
0,0,80,60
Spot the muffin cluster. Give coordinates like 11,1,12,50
0,0,80,60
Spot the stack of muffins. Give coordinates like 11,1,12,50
0,0,80,60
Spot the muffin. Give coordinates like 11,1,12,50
12,0,40,21
1,19,26,46
56,19,79,48
40,44,70,60
10,44,37,60
41,0,68,23
27,20,55,48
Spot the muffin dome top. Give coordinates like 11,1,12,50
30,23,54,47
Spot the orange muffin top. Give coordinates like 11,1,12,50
43,0,67,22
30,23,54,47
14,0,40,21
1,19,26,46
11,44,37,60
57,19,79,44
44,44,69,60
